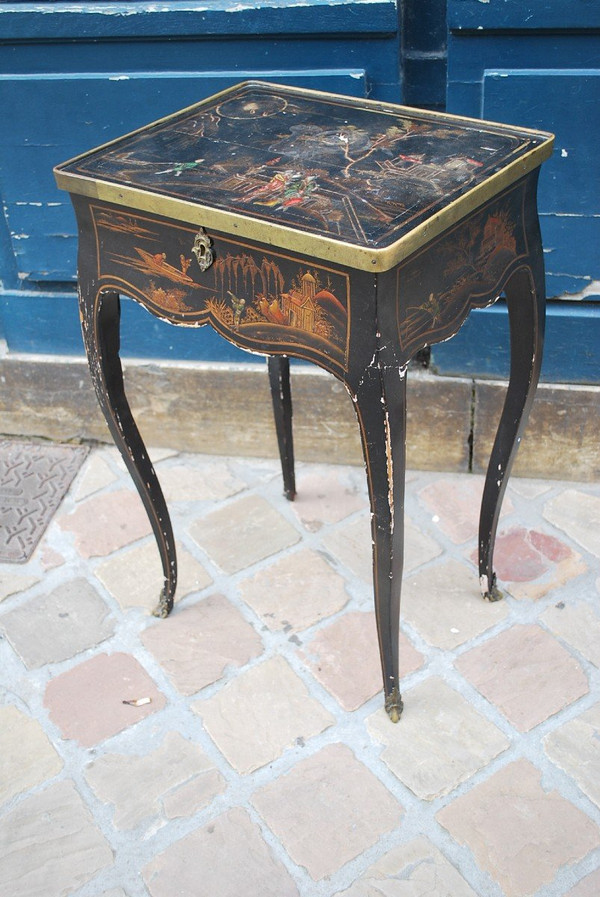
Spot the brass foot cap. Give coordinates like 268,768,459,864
483,584,504,602
152,588,173,618
385,689,404,723
480,571,503,603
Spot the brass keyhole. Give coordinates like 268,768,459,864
192,228,214,271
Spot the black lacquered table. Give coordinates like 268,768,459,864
55,81,553,721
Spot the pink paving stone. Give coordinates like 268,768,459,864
58,488,152,557
468,526,586,600
437,759,600,897
456,624,589,732
237,547,349,633
143,807,299,897
300,611,423,711
291,470,366,532
44,652,165,747
471,526,574,582
419,476,512,544
252,743,401,881
40,545,66,570
141,594,263,695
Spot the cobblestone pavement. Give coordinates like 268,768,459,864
1,445,599,897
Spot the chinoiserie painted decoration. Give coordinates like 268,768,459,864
55,82,554,723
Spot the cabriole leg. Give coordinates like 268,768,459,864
268,355,296,501
354,362,407,722
478,259,546,600
79,282,177,617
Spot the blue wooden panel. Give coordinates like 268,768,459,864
431,301,600,384
0,1,400,40
482,70,600,298
447,41,600,304
0,70,368,286
0,37,402,103
0,290,254,363
447,36,599,102
446,7,599,381
483,71,599,214
543,215,600,296
448,0,600,31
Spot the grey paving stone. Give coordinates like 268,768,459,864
95,539,212,611
565,868,600,897
402,558,508,649
0,569,40,602
84,731,226,829
0,780,113,897
188,494,300,574
543,489,600,558
252,743,401,881
437,759,600,897
544,703,600,809
367,677,509,800
0,705,63,806
143,807,299,897
321,513,372,584
197,655,334,774
0,578,114,668
73,452,118,501
333,835,478,896
155,460,246,503
542,599,600,667
237,547,348,633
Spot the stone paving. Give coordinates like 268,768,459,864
1,445,599,897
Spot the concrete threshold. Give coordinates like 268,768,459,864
0,354,598,481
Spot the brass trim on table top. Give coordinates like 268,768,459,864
54,81,554,273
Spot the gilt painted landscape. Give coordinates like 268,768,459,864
93,206,350,371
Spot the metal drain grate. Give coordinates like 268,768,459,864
0,441,89,563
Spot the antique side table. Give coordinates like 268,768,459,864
55,82,553,722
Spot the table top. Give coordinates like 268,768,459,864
55,81,553,272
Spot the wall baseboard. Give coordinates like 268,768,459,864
1,355,598,481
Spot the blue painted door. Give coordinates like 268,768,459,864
0,0,401,361
434,0,600,383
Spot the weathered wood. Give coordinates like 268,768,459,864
1,353,596,481
473,380,600,482
0,357,476,471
